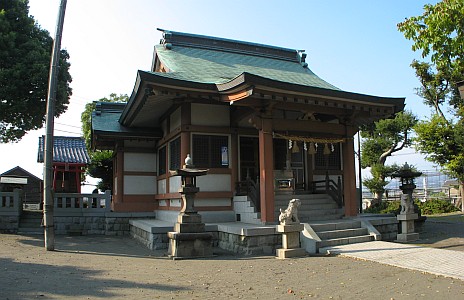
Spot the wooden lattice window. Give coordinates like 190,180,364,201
315,143,341,170
169,137,181,170
158,146,167,175
192,134,228,168
274,139,287,170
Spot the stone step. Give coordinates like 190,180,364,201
299,213,344,222
274,194,333,201
310,220,362,232
19,211,44,232
20,213,42,218
238,212,262,224
276,209,344,222
318,235,374,248
234,202,256,213
19,220,42,227
17,227,44,235
316,228,368,240
299,208,341,216
275,203,338,211
274,200,335,209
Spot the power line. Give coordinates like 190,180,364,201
55,122,81,129
54,128,81,135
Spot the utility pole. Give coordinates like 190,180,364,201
43,0,68,251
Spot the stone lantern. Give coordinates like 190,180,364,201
391,163,422,242
167,155,213,259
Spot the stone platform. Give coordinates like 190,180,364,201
129,215,398,256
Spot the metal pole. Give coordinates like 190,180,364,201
43,0,67,251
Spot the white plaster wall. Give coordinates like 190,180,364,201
124,153,156,172
158,178,166,194
170,199,182,207
196,174,231,192
194,198,231,207
123,175,157,195
170,107,181,132
191,103,229,126
124,140,156,148
169,176,182,193
158,200,168,207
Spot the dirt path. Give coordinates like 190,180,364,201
1,233,463,300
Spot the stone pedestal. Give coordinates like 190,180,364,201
168,212,213,259
276,223,306,259
396,213,419,242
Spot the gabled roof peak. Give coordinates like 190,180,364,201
157,28,305,63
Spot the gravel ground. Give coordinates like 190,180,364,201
0,213,463,300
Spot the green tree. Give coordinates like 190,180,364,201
81,93,128,191
361,111,417,205
0,0,72,142
398,0,464,210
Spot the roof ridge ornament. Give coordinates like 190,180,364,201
156,28,302,62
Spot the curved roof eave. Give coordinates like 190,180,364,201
216,72,405,112
120,70,405,125
119,70,218,125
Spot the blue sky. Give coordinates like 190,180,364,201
0,0,441,190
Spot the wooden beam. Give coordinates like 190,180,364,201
249,115,357,136
221,88,253,103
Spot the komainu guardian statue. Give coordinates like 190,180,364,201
278,199,301,225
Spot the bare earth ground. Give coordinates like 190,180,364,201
1,213,463,300
415,212,464,252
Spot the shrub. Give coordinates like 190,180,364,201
364,198,459,215
416,199,459,215
364,200,400,214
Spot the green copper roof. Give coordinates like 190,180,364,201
155,44,340,90
92,102,162,139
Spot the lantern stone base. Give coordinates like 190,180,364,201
167,212,213,259
276,224,306,259
167,231,213,259
396,213,419,243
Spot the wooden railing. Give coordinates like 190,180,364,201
311,173,343,208
235,178,260,212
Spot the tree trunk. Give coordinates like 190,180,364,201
459,182,464,213
371,191,384,207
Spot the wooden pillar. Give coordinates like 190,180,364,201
259,118,275,223
343,138,358,216
180,132,191,165
306,151,314,191
52,165,57,191
180,103,191,164
114,148,124,205
230,132,238,192
76,166,81,193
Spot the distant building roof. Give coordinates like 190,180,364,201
37,136,90,164
1,166,42,182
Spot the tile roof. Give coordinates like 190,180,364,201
155,45,339,90
37,136,90,164
92,102,162,138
